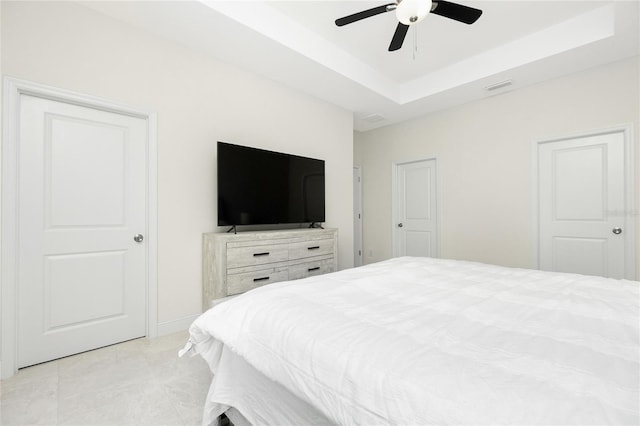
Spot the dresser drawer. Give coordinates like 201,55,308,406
227,243,289,269
289,258,335,281
289,238,334,260
226,268,289,296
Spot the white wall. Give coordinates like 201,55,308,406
1,1,354,329
355,57,639,277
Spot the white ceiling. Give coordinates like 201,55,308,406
83,1,639,131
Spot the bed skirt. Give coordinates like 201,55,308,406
182,337,335,426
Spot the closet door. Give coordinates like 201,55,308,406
538,131,627,279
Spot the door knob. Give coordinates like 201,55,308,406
398,223,404,228
612,227,622,235
134,234,144,243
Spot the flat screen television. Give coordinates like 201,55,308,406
217,142,325,226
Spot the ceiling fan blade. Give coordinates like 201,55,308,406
431,0,482,24
335,3,396,27
388,23,409,51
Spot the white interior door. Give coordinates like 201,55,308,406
538,131,628,279
353,166,363,267
394,159,438,257
18,94,148,368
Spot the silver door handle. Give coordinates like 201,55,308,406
612,227,622,235
134,234,144,243
398,223,404,228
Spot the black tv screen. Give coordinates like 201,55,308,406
217,142,325,226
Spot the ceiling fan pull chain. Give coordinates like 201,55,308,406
413,25,418,60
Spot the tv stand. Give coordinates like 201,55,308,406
202,228,338,310
226,225,237,234
309,222,324,229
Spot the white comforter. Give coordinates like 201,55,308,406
188,257,640,425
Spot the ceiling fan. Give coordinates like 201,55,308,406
335,0,483,52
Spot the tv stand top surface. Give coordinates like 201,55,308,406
205,228,337,249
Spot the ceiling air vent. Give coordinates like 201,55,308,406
362,113,386,123
485,80,513,92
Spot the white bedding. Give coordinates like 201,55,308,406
187,256,640,425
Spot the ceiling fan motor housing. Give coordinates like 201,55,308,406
396,0,432,25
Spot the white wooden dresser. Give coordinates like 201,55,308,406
202,228,338,310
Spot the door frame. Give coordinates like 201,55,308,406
353,166,364,267
391,157,441,258
1,77,158,379
531,124,636,279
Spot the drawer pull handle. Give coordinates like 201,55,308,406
308,267,320,272
307,246,320,250
253,252,270,257
253,276,270,282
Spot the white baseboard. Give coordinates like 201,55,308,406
156,314,200,337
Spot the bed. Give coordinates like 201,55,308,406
181,256,640,425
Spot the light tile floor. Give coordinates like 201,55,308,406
0,331,212,426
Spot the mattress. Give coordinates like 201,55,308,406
185,256,640,425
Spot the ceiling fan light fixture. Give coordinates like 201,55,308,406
395,0,432,25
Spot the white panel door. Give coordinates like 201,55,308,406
394,159,438,257
538,132,626,278
18,95,148,368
